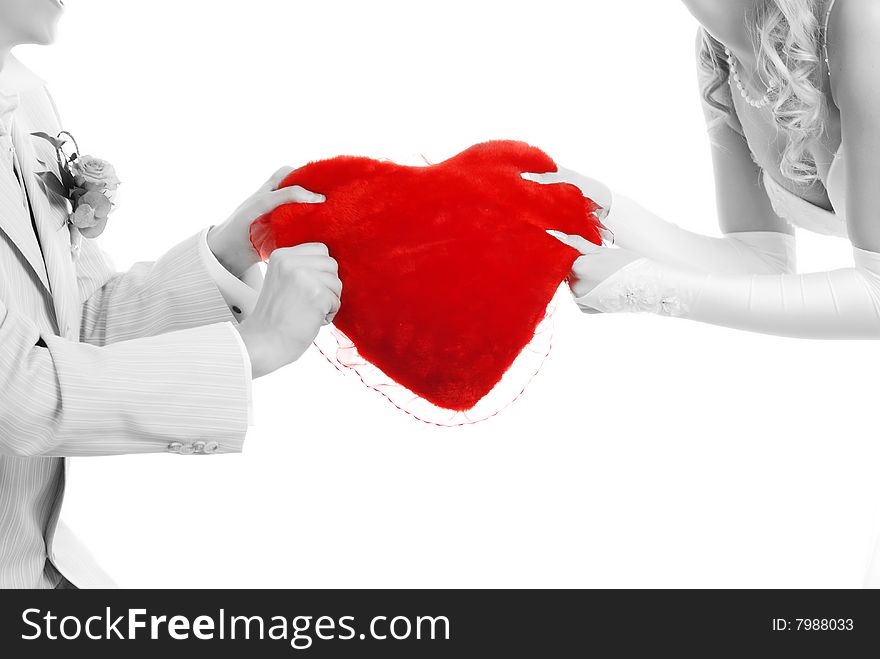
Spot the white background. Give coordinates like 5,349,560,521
16,0,880,587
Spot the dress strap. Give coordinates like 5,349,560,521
823,0,838,79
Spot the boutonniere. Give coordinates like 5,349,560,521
31,130,120,255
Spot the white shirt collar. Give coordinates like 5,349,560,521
0,52,46,95
0,53,45,136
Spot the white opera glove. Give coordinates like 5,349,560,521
573,246,880,340
603,193,797,275
523,168,796,276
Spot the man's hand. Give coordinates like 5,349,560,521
207,167,325,278
234,243,342,378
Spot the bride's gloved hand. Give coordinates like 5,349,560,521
235,242,342,378
522,166,613,229
523,166,797,276
207,166,325,278
546,231,643,313
520,166,643,312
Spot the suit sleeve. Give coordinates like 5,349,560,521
0,298,249,457
76,229,253,345
75,229,258,424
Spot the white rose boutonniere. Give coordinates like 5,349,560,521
31,131,120,257
72,154,121,192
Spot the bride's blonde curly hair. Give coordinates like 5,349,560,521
699,0,827,184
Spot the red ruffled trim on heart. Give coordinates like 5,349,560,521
312,289,562,426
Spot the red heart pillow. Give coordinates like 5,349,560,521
250,140,601,416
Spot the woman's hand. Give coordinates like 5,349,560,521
547,231,643,313
521,165,613,224
520,163,641,310
207,167,325,278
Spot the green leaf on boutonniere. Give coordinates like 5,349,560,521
35,171,67,200
58,164,75,191
78,215,108,240
30,131,66,150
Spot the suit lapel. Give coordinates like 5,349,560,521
11,115,82,341
0,129,51,293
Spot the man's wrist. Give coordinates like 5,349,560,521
207,225,260,278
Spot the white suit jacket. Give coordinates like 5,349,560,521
0,54,259,589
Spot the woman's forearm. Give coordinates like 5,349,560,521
606,193,796,276
577,248,880,340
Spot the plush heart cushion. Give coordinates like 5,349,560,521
250,140,601,411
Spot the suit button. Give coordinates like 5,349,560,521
193,441,206,454
167,442,183,453
179,444,195,455
205,441,219,453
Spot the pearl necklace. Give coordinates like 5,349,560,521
823,0,836,79
723,1,835,109
724,47,773,108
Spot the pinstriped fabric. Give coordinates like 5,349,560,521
76,233,242,346
1,56,250,589
0,59,68,591
13,96,83,343
1,320,250,457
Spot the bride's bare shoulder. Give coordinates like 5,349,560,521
828,0,880,108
